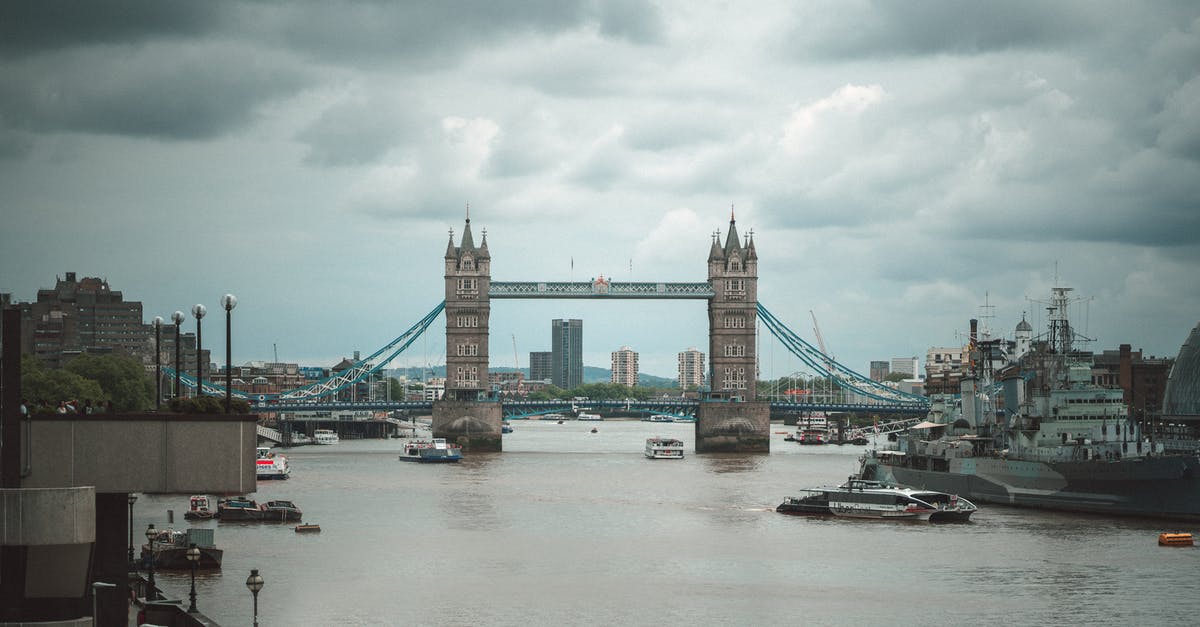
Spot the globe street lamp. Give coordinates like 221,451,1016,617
153,317,163,410
221,294,237,413
245,568,264,627
171,311,184,399
192,304,206,397
126,493,137,570
144,523,158,601
186,543,200,612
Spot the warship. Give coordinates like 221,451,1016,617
860,287,1200,520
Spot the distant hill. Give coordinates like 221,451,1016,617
388,365,677,388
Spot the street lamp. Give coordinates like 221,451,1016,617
192,304,206,397
171,311,184,399
222,294,237,413
153,317,163,410
144,523,158,601
245,568,264,627
126,493,137,570
186,543,200,612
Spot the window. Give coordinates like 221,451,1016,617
724,344,745,357
455,315,479,328
456,343,479,357
724,316,746,329
456,278,478,299
461,256,475,271
724,279,745,300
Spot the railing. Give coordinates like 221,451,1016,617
490,281,714,299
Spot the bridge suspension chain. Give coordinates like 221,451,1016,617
756,303,930,407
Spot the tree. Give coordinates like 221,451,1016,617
65,352,154,411
21,356,104,411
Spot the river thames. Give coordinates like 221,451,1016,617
136,420,1200,626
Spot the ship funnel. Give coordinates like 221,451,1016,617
960,376,981,428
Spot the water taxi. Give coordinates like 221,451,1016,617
645,437,685,459
255,447,290,480
398,438,463,463
776,479,977,522
313,428,340,445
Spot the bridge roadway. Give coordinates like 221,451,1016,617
251,399,929,417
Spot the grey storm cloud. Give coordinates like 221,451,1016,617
0,1,227,58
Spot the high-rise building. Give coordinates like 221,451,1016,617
869,360,890,382
551,319,583,390
611,345,639,386
707,211,758,399
678,347,705,389
891,356,919,379
529,351,553,382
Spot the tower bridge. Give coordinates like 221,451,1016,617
178,209,929,452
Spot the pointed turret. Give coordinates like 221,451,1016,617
723,209,742,257
745,230,757,261
460,216,476,251
445,228,456,259
708,231,723,262
478,227,490,259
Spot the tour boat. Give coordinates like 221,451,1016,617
312,429,340,445
796,428,828,445
398,438,463,463
776,478,978,522
577,412,602,421
647,414,674,423
256,447,290,480
644,437,685,459
183,495,215,520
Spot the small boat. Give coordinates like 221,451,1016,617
776,478,978,522
577,412,603,421
141,528,223,570
313,428,340,445
398,438,463,463
256,447,290,480
501,421,514,434
294,523,322,533
183,495,215,521
217,497,262,521
643,414,674,423
645,437,684,459
590,427,598,434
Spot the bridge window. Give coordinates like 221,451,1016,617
721,367,748,390
461,256,474,271
730,258,741,272
724,279,745,299
457,278,478,298
456,343,479,357
723,344,745,357
724,316,746,329
456,315,479,328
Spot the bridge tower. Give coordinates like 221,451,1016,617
434,212,503,451
696,210,770,452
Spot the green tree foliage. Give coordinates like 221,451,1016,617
21,356,104,410
65,352,153,411
168,396,250,414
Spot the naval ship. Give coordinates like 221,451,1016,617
860,287,1200,520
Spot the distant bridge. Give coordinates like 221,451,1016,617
251,398,929,417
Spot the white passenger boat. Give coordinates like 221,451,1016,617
644,437,685,459
398,438,463,463
776,479,977,522
313,428,340,445
255,447,290,480
646,414,674,423
577,412,603,421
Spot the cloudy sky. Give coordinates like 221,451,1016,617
2,1,1198,381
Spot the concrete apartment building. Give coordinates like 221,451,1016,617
611,345,639,386
678,347,705,389
869,360,889,382
890,356,919,379
529,351,552,383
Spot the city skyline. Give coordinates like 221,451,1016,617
2,2,1197,380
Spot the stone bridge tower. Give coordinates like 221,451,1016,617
695,210,769,452
434,212,502,450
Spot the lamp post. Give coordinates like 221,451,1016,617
144,524,158,601
245,568,264,627
192,304,206,397
171,311,184,399
186,543,200,612
126,493,137,570
222,294,237,413
153,317,163,410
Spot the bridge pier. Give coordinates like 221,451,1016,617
694,401,771,453
432,401,503,452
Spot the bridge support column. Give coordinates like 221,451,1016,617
694,401,770,453
432,401,503,452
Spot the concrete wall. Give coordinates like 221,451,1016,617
695,401,771,453
0,487,95,624
20,413,258,494
432,401,502,452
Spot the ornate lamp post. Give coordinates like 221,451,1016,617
153,316,163,410
221,294,237,413
186,543,200,612
126,493,138,570
171,311,184,399
144,523,158,601
245,568,264,627
192,304,206,397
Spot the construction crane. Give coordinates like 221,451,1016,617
810,310,836,402
512,334,520,372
